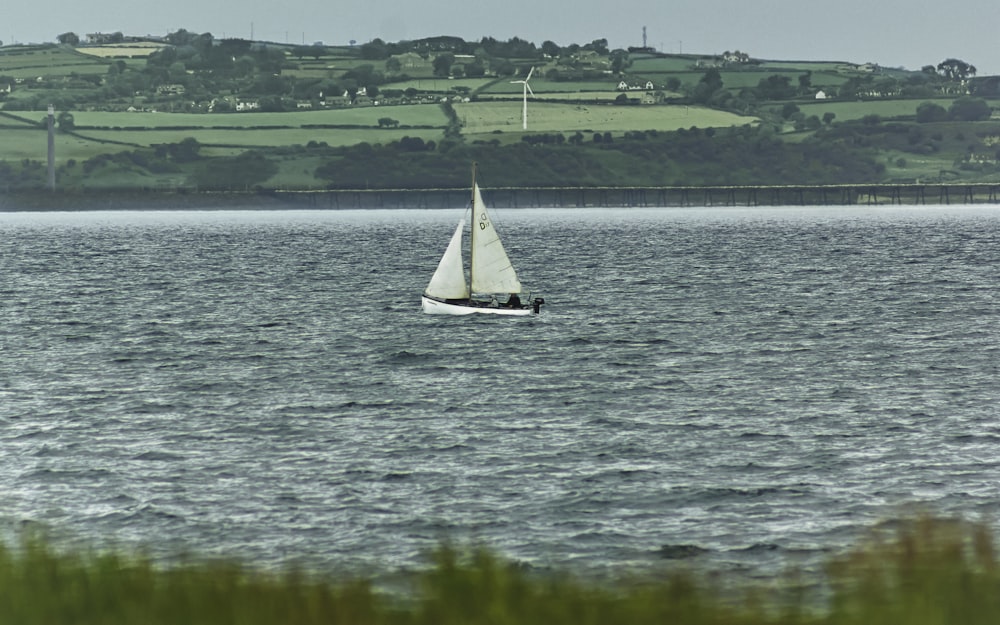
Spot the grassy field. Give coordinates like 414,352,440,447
627,55,710,72
388,77,496,93
76,42,170,58
68,104,450,129
518,91,682,102
0,104,449,162
0,45,110,78
1,516,998,625
0,45,85,69
285,58,397,80
1,101,758,158
73,126,446,149
789,98,956,121
478,78,658,97
625,56,861,92
716,70,805,90
455,100,757,135
0,128,114,161
757,60,852,71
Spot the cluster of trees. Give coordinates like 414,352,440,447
356,35,610,63
309,122,885,189
916,97,992,122
0,159,47,189
929,58,977,81
63,138,279,190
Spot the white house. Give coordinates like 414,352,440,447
617,80,655,91
723,50,751,64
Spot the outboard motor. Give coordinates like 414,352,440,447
532,297,545,314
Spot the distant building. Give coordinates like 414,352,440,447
722,50,751,64
617,79,654,91
815,90,828,99
86,32,125,44
156,84,186,95
391,52,425,69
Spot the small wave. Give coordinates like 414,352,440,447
642,379,694,391
739,432,790,440
702,486,785,498
131,401,180,415
277,403,336,416
657,544,710,559
950,433,1000,443
132,451,185,462
611,337,675,346
125,504,186,523
22,467,111,481
256,321,287,328
337,400,398,410
385,350,433,363
107,493,138,505
731,543,782,554
25,442,53,457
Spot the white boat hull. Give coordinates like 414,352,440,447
421,296,535,316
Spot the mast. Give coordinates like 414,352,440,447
469,161,478,293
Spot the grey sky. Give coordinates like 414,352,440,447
6,0,998,74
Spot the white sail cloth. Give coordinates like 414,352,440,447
470,184,522,294
424,220,470,300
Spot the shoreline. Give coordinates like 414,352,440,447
3,183,1000,211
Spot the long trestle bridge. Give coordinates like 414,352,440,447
4,184,1000,211
279,183,1000,209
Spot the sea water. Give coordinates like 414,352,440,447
0,205,997,580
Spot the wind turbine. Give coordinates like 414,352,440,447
511,66,534,130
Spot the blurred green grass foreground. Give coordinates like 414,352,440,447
2,516,999,625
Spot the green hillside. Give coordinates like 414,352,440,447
1,32,997,192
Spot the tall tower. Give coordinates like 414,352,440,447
47,104,55,191
642,26,647,49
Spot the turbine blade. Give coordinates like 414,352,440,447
526,66,534,81
525,83,534,96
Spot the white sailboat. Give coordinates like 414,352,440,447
421,165,544,316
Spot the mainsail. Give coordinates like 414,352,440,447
470,183,522,294
424,219,470,300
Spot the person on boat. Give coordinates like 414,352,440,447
507,293,522,308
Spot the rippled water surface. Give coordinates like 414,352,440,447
1,206,998,578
